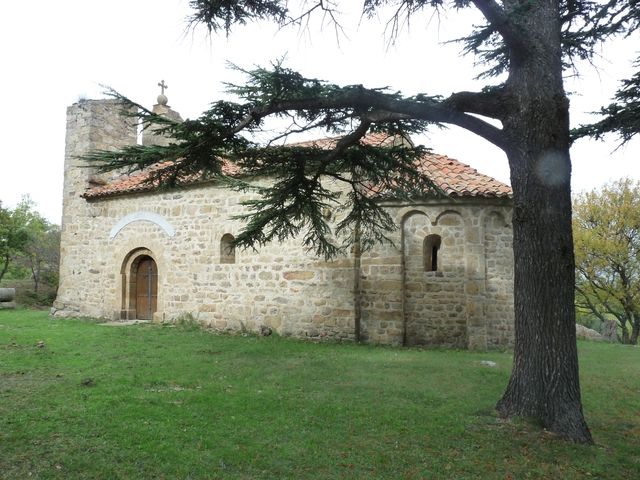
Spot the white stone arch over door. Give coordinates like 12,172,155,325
109,211,175,240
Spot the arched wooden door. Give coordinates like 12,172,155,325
135,256,157,320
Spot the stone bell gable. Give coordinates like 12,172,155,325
53,94,514,350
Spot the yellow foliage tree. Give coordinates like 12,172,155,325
573,178,640,344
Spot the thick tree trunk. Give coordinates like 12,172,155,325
495,1,593,444
30,261,40,294
0,254,9,283
627,310,640,344
621,323,630,344
496,144,593,443
631,322,639,345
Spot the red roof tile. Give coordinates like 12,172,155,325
83,160,240,199
413,153,511,198
83,134,511,200
290,131,404,149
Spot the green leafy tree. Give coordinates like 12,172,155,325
0,200,30,283
574,179,640,345
0,203,11,281
0,197,61,294
20,219,60,294
88,1,640,443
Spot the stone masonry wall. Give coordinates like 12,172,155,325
358,202,514,348
54,99,515,348
55,183,356,341
56,99,137,319
403,210,467,347
483,211,514,347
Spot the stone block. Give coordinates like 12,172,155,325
467,331,487,350
283,270,315,281
377,280,402,291
264,316,282,329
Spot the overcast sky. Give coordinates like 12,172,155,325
1,0,638,223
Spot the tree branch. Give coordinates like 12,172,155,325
470,0,528,56
310,120,372,184
575,285,609,324
233,88,507,149
441,86,507,120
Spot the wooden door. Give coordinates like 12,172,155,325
136,257,157,320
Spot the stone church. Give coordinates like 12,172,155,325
53,92,515,349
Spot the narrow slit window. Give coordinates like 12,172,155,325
423,234,442,272
220,233,236,264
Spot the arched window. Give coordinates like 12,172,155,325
220,233,236,264
423,234,442,272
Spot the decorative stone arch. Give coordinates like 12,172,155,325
400,209,435,271
120,247,160,320
397,207,432,228
434,209,464,226
399,210,429,346
109,211,175,240
480,209,511,229
400,207,468,347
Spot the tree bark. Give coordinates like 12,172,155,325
495,0,593,444
631,322,639,345
30,259,40,294
621,323,630,344
0,253,9,283
496,143,593,443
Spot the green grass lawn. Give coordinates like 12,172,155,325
1,310,638,479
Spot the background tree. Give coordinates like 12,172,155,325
89,0,640,443
19,219,60,295
574,178,640,345
0,197,60,295
0,203,10,281
0,199,30,283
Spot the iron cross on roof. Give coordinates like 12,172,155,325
158,80,168,95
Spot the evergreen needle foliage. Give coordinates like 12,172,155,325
87,64,443,259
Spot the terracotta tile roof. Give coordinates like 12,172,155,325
413,153,511,198
83,160,240,199
290,131,404,149
83,134,511,200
